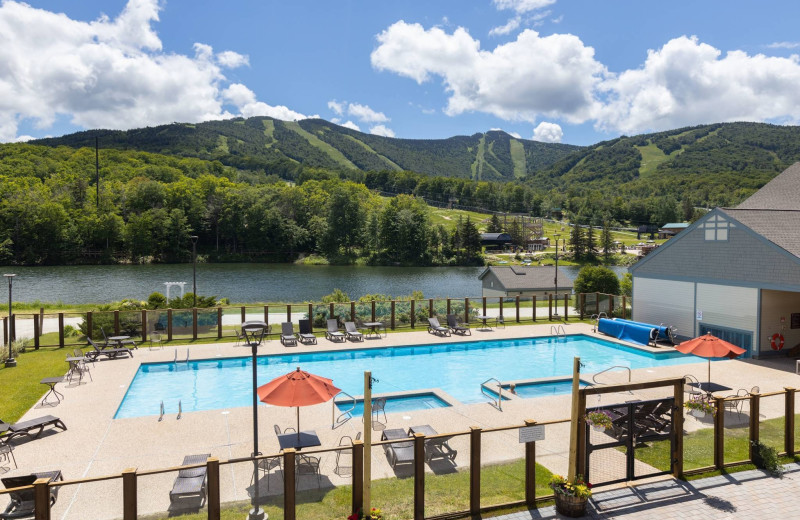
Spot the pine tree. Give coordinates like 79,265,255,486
601,221,614,263
569,221,584,259
487,213,502,233
585,222,597,260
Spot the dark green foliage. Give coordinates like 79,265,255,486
750,440,784,476
573,266,621,295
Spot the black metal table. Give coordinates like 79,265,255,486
689,381,732,393
278,430,321,451
39,377,65,405
362,321,386,338
475,315,494,330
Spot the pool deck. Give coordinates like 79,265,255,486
2,322,799,519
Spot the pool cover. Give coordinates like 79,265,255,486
597,318,655,346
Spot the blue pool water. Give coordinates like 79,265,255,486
505,380,575,398
340,393,449,416
115,334,697,419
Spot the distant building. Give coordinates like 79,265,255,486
528,237,550,252
658,222,690,239
480,233,513,250
479,266,573,298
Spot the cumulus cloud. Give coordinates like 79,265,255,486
369,124,395,137
371,22,605,123
328,100,345,115
489,17,520,37
328,100,389,123
532,122,562,142
766,41,800,49
339,120,361,131
493,0,556,14
0,0,303,142
222,84,307,120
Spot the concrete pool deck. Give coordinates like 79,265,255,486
1,322,799,519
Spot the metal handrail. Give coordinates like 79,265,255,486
480,377,503,411
331,390,356,429
158,401,164,422
550,325,566,337
592,365,632,384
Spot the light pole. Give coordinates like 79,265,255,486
242,321,268,520
4,274,16,368
552,234,561,319
190,235,198,308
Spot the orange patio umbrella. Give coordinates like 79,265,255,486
257,367,342,435
676,333,746,388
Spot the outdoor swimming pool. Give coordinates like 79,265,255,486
115,334,697,419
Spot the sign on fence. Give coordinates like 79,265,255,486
519,424,545,443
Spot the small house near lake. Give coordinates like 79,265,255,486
480,233,513,250
479,266,573,298
630,162,800,359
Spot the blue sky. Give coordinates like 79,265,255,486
4,0,800,145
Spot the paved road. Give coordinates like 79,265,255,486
496,464,800,519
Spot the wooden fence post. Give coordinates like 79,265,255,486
33,477,51,520
595,292,600,315
465,298,470,324
330,302,335,321
447,298,451,316
167,309,173,341
217,308,223,339
498,297,503,323
391,301,396,330
469,427,481,516
264,305,269,327
532,296,536,321
2,317,6,347
33,315,40,349
785,388,795,456
141,310,148,342
548,294,552,321
524,419,537,506
122,468,137,520
673,379,684,478
580,293,585,320
308,303,313,333
114,310,120,335
413,434,425,520
58,313,64,348
428,299,433,318
410,300,416,328
192,308,198,340
515,296,520,323
240,306,246,324
608,295,614,317
284,448,297,520
564,294,569,321
86,311,93,341
350,301,356,322
207,457,220,520
287,304,292,323
749,393,760,461
482,297,487,316
352,440,364,516
373,300,377,322
714,397,725,469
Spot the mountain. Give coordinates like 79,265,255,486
32,117,581,181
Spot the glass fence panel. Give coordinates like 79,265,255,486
310,303,332,329
228,457,285,520
137,467,201,519
354,303,372,324
394,301,411,329
758,393,784,454
332,303,352,323
295,447,351,520
795,391,800,454
424,431,469,517
371,440,413,519
196,308,220,340
683,410,715,470
537,422,569,495
723,396,750,465
60,475,122,520
118,310,142,340
479,427,525,508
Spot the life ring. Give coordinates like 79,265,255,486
771,333,784,350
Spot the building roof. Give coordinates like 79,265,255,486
720,208,800,258
660,223,689,230
737,161,800,210
481,233,512,241
478,266,574,291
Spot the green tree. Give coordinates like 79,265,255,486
600,221,614,263
568,221,584,259
619,273,633,297
585,223,597,260
487,213,502,233
573,266,620,295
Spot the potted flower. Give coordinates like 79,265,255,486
348,507,383,520
585,410,614,432
550,474,592,517
684,397,715,418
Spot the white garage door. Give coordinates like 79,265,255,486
632,278,694,339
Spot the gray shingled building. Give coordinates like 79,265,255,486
630,162,800,358
479,266,573,298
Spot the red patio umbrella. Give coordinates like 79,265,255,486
257,367,342,434
676,333,746,388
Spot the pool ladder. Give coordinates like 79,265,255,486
480,378,503,411
331,390,356,429
591,313,608,332
173,349,190,363
158,400,183,421
550,324,566,337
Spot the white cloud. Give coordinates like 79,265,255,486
551,15,563,24
0,0,303,142
596,36,800,134
347,103,389,123
328,100,345,115
491,127,521,138
766,41,800,49
369,124,395,137
533,121,562,142
371,22,605,124
339,120,361,131
493,0,557,14
489,17,520,37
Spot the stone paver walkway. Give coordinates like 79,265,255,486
495,464,800,519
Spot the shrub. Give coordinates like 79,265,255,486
751,440,784,476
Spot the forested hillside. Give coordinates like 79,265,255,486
33,117,581,181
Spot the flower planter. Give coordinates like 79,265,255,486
689,409,706,418
591,425,605,433
554,492,588,517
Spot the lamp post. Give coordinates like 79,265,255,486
242,320,268,520
552,234,561,319
4,274,16,368
190,235,198,308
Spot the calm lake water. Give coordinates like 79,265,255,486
0,264,627,304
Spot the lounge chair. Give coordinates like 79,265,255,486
1,471,62,519
0,415,67,444
85,337,132,361
446,314,471,336
325,319,346,342
427,317,451,337
381,428,415,468
170,454,210,505
409,425,457,464
298,319,317,345
344,322,364,342
280,322,297,347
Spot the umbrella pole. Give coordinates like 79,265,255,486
297,407,300,439
707,359,711,390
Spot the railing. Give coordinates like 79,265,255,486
481,377,504,411
592,365,631,384
4,293,631,349
332,390,356,429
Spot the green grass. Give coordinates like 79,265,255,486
429,208,491,231
509,139,527,179
0,347,70,422
636,143,671,176
283,121,357,170
140,459,554,520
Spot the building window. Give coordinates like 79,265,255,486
703,214,732,241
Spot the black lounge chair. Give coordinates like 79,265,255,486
85,338,132,361
325,319,346,342
382,429,415,468
409,425,458,464
446,314,471,335
0,415,67,444
170,454,210,505
427,317,450,337
280,322,297,347
344,322,364,342
298,319,317,345
1,471,62,519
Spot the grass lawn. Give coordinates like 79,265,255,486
140,459,554,520
0,347,71,422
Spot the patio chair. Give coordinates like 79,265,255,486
683,374,704,400
381,429,415,468
0,471,62,520
298,319,317,345
344,321,364,342
325,319,346,342
234,329,246,347
0,415,67,444
427,317,451,337
149,330,164,350
372,397,387,426
280,322,297,347
724,389,747,418
334,432,361,475
446,314,470,336
169,454,210,505
252,456,282,491
85,337,132,361
0,438,15,470
274,424,296,436
296,454,322,489
66,353,92,384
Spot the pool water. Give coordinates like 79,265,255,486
339,393,449,416
115,334,696,419
505,380,575,398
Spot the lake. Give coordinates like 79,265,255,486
0,264,628,304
